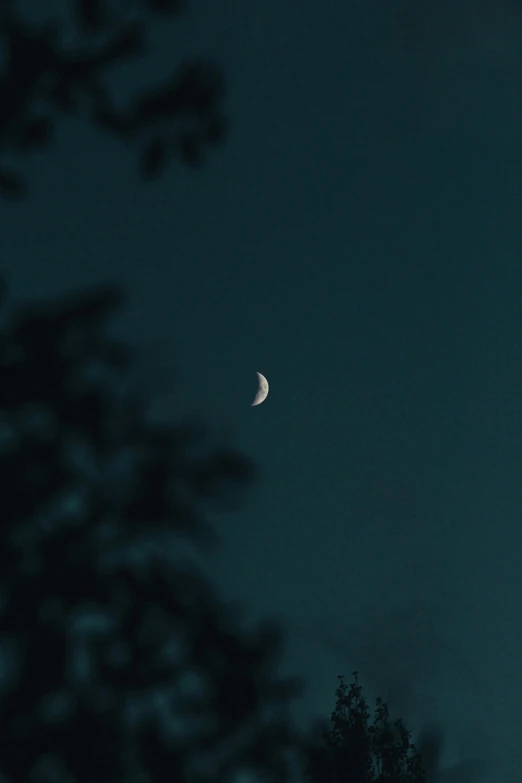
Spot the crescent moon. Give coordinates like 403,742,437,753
251,372,269,406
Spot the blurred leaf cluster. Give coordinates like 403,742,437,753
0,0,227,197
0,281,304,783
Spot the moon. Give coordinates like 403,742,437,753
251,372,269,406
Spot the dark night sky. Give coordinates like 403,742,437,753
2,1,522,780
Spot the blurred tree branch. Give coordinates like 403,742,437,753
0,280,305,783
0,0,228,197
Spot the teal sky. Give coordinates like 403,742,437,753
2,1,522,780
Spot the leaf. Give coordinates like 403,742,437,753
178,133,203,167
140,137,168,179
16,116,53,152
74,0,105,33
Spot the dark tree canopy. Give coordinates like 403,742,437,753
0,0,228,197
305,673,426,783
0,281,305,783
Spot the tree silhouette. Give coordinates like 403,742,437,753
305,673,426,783
0,0,227,197
0,280,305,783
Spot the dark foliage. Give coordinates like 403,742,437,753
305,673,426,783
0,281,304,783
0,0,227,197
